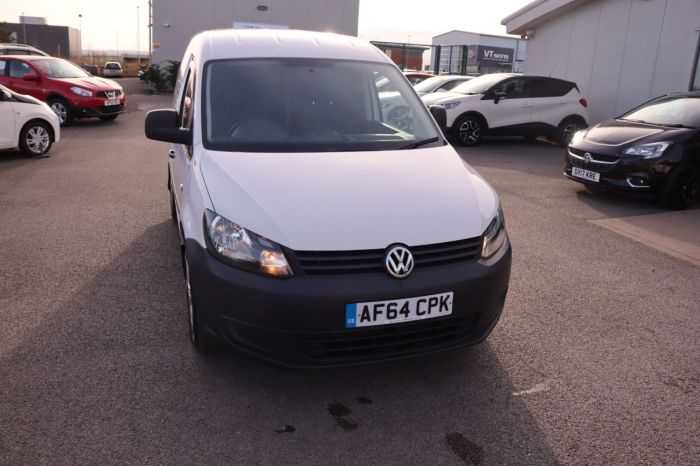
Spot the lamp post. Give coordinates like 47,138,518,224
148,0,152,65
137,6,140,67
78,14,83,58
21,11,27,44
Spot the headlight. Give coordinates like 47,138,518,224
569,129,587,147
481,205,508,259
622,142,670,159
204,209,293,278
70,86,93,97
437,101,461,110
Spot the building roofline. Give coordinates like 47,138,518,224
501,0,592,35
432,29,523,41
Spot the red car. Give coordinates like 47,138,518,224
0,55,125,125
403,71,434,86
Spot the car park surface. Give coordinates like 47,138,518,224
0,85,697,464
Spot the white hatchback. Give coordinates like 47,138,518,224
422,73,589,146
145,29,511,367
0,84,60,157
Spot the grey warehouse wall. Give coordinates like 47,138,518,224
153,0,360,63
523,0,700,124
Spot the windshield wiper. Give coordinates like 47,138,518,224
399,136,441,150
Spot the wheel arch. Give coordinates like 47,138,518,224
20,118,55,142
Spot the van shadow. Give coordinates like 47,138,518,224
0,148,35,169
0,221,559,465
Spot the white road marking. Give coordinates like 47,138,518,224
512,380,552,397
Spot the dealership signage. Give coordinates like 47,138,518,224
477,46,513,66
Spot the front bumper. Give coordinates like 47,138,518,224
67,94,126,119
564,147,673,193
186,238,512,368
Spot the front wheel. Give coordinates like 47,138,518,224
454,115,482,147
48,98,72,126
659,165,698,210
184,254,217,352
19,121,53,157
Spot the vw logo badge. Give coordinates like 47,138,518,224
584,152,592,164
385,245,414,279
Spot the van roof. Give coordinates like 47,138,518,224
189,29,390,64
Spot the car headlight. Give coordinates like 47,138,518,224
204,209,293,278
70,86,93,97
481,205,508,259
437,101,461,110
622,142,670,159
569,129,587,147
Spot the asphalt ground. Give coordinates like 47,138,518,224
1,84,698,465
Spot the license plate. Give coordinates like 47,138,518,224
345,292,453,328
105,98,119,106
572,166,600,182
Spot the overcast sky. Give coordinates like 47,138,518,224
1,0,532,52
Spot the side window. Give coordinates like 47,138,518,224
493,78,530,99
0,60,6,76
9,61,31,78
531,78,575,98
178,69,194,131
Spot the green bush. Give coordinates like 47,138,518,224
143,60,180,93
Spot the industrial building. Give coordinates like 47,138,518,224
152,0,360,63
431,30,527,75
2,16,81,59
502,0,700,123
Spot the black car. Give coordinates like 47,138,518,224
564,92,700,209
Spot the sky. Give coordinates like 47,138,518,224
0,0,532,53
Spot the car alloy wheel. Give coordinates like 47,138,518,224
25,125,51,154
671,168,698,209
457,117,481,146
562,122,578,144
50,101,68,124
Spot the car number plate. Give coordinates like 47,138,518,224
105,98,119,106
345,292,453,328
572,166,600,182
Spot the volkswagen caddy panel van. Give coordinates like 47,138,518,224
145,30,512,367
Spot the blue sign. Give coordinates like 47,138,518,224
477,46,513,66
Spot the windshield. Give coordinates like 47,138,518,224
451,74,511,95
619,95,700,128
32,58,90,78
202,58,442,152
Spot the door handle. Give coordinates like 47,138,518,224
168,149,176,159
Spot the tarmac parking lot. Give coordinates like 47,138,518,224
0,84,698,465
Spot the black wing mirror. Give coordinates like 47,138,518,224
145,109,192,145
493,91,507,104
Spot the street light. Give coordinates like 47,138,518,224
137,6,140,66
78,14,83,57
21,11,27,43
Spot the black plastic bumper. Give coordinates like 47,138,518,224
186,238,512,368
72,104,124,118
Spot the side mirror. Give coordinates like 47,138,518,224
145,109,192,145
1,90,11,101
428,105,447,132
22,73,39,82
493,91,507,104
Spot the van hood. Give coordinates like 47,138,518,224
200,145,499,251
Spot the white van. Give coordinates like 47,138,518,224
145,29,511,367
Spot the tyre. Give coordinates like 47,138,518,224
387,105,412,131
169,182,177,223
454,115,483,147
184,253,217,352
99,115,119,121
48,98,72,126
659,164,698,210
19,121,53,157
555,117,584,146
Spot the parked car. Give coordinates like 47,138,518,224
414,75,474,96
422,73,589,146
145,29,511,367
81,64,99,75
0,43,48,56
565,92,700,209
0,55,125,125
403,71,433,85
103,62,123,78
0,83,60,157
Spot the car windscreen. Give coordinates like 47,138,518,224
105,63,121,70
32,59,90,78
414,76,451,93
202,58,442,153
451,74,510,95
619,95,700,128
